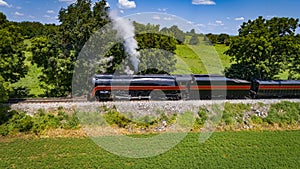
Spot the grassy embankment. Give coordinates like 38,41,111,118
173,36,230,74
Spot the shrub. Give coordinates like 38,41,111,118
0,106,15,125
103,108,132,128
32,111,60,134
251,115,263,124
221,103,250,125
62,112,80,129
264,101,300,126
0,111,33,136
194,108,208,129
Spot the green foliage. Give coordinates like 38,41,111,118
0,105,14,125
194,108,208,128
161,25,185,44
0,111,33,136
264,101,300,126
221,103,250,125
12,22,46,38
225,16,300,80
205,33,219,44
58,111,80,130
218,33,230,45
0,12,28,100
250,115,263,124
224,64,261,81
103,108,132,128
29,36,72,96
28,0,109,97
0,76,9,102
138,48,177,74
0,108,80,136
32,110,61,134
134,27,178,74
0,25,27,83
0,12,8,28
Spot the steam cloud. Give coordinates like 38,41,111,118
109,10,140,74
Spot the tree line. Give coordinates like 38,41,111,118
0,0,300,100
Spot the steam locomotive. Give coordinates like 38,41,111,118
87,74,300,101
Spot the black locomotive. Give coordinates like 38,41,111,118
87,74,300,101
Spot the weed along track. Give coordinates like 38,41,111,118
6,99,300,134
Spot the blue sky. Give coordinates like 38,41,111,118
0,0,299,35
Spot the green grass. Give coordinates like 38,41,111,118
173,37,231,75
0,131,299,168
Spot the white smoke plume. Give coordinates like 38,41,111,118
109,10,140,73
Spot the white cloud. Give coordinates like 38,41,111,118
28,15,35,19
47,10,55,14
163,17,173,21
192,0,216,5
120,10,124,14
226,17,231,20
44,15,51,18
118,0,136,9
208,22,217,26
58,0,76,3
235,17,245,21
187,21,194,24
196,23,205,27
0,0,10,7
216,20,222,24
15,12,24,16
152,15,160,20
215,20,224,26
158,8,168,12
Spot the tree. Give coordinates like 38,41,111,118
288,33,300,79
218,33,230,45
30,0,109,96
0,13,27,100
225,16,300,81
30,36,70,96
0,75,9,102
136,32,177,74
0,27,27,83
189,34,200,45
0,12,8,28
161,25,185,44
205,33,218,45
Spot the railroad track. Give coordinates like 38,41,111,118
4,98,87,104
3,97,300,105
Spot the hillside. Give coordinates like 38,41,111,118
173,36,230,75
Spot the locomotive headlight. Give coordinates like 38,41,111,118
88,76,96,87
92,77,96,87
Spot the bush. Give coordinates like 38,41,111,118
0,106,15,125
251,115,263,124
194,108,208,129
0,111,33,136
62,112,80,129
103,107,132,128
32,112,60,134
221,103,250,125
264,101,300,126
